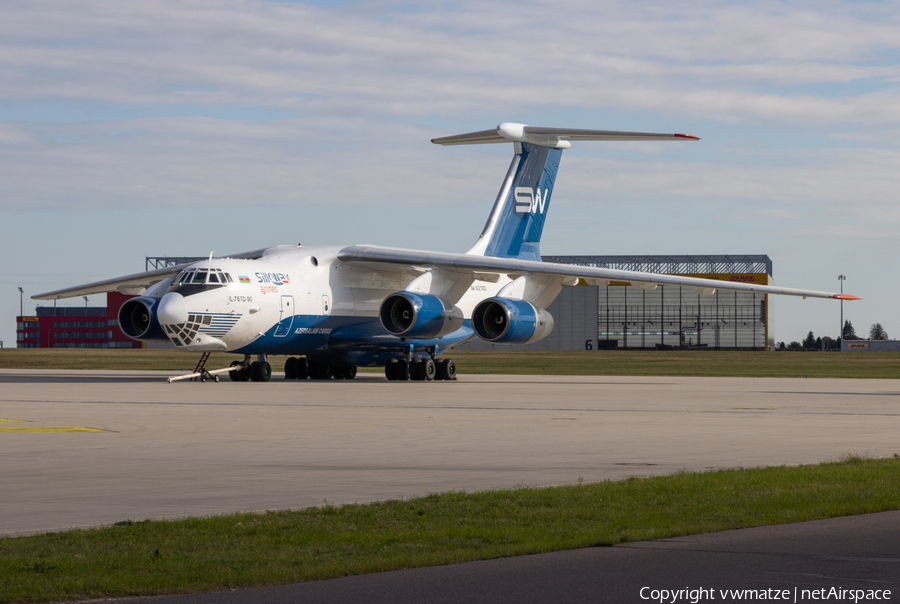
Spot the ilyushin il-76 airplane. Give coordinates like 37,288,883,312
34,123,860,383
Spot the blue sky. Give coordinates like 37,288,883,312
2,0,899,347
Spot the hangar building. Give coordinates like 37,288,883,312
458,254,773,351
16,292,143,349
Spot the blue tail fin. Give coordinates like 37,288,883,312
431,122,697,259
467,142,562,261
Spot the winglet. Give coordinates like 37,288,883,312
833,294,862,300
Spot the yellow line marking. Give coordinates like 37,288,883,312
0,418,29,423
0,427,113,433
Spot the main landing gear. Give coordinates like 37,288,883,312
218,352,455,384
283,357,357,381
384,358,456,381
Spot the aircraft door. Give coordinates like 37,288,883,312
274,295,295,337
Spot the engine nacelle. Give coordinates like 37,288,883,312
118,297,168,341
472,297,554,345
379,292,464,339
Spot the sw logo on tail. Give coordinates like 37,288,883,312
514,187,548,215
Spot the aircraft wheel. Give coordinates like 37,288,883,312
320,365,333,380
229,360,243,382
333,367,346,379
284,357,298,379
439,359,456,381
345,366,357,380
422,358,436,381
385,360,398,381
248,361,260,382
307,359,319,379
255,361,272,383
396,359,410,381
296,357,309,380
409,360,423,381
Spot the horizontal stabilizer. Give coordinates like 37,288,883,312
432,123,700,149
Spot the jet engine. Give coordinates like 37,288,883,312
472,297,554,345
118,297,168,341
379,292,464,339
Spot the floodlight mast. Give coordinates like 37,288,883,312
838,275,846,343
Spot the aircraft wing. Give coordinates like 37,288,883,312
337,245,860,300
32,247,271,300
31,265,191,300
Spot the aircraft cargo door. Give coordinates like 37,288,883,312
274,295,294,337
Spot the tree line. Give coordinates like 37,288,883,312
777,321,890,350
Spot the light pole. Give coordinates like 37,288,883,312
838,275,846,343
18,287,23,317
83,296,88,308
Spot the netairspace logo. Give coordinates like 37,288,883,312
639,586,892,603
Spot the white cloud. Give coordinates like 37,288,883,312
2,0,900,123
0,117,508,211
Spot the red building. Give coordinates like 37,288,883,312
16,292,143,349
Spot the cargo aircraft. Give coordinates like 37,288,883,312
33,123,860,383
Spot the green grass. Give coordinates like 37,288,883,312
449,349,900,378
2,456,899,603
1,348,898,378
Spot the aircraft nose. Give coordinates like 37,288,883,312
158,292,188,325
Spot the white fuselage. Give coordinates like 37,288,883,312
145,244,511,363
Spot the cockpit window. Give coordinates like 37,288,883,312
167,268,231,296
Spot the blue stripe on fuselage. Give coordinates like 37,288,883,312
231,314,475,366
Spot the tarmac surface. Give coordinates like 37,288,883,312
0,370,900,534
114,510,900,604
2,369,899,536
4,369,900,603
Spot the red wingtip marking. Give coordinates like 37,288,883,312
674,133,701,140
833,294,861,300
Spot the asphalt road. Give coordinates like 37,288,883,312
2,370,899,535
